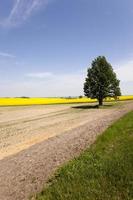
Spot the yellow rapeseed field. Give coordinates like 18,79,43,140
0,96,132,106
0,97,96,106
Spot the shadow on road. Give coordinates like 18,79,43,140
72,104,114,109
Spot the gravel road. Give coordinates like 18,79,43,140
0,101,133,200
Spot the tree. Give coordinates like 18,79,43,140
84,56,121,106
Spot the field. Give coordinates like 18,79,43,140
0,102,121,159
36,111,133,200
0,95,133,106
0,101,133,200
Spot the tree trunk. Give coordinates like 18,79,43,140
98,98,103,106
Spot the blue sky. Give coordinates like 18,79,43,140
0,0,133,97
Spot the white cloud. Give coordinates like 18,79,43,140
115,60,133,82
26,72,53,78
120,81,133,95
0,72,85,97
1,0,50,28
114,59,133,95
0,67,132,97
0,52,15,58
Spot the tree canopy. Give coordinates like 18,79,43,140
84,56,121,106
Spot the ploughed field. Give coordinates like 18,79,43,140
0,101,133,160
0,101,129,160
0,101,133,200
0,103,111,159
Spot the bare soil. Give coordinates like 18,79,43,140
0,101,133,200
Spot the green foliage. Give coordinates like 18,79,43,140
35,111,133,200
84,56,121,105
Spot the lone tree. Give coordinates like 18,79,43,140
84,56,121,106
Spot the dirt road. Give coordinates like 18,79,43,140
0,102,133,200
0,103,120,159
0,103,101,159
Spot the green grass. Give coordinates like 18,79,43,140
35,111,133,200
